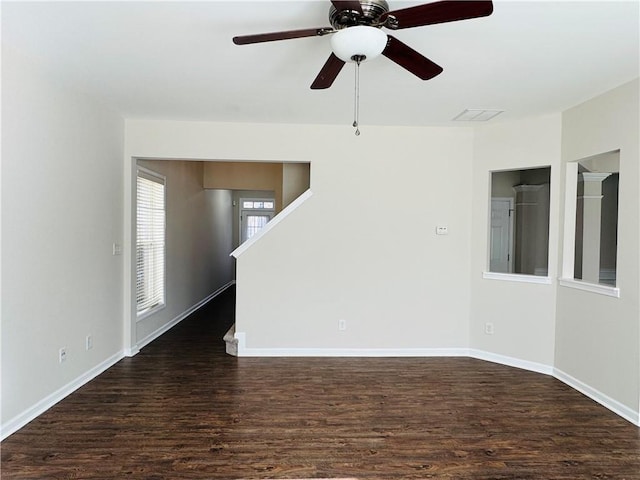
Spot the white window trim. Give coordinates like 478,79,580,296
558,278,620,298
136,166,167,321
240,198,276,210
561,154,620,298
137,303,166,322
482,271,552,285
486,167,552,282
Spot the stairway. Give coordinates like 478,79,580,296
223,324,238,356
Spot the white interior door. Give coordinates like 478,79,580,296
490,198,514,273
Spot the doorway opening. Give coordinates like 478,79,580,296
127,158,310,355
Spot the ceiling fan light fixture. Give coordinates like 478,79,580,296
330,25,388,63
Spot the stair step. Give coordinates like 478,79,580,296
223,324,238,356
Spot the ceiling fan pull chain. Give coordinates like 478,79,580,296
353,55,362,136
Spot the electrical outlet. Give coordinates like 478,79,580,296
59,347,67,363
86,335,93,350
484,322,494,335
338,319,347,331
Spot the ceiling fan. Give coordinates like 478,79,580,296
233,0,494,89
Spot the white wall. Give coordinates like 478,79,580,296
124,121,475,353
3,63,637,436
555,79,640,415
1,50,124,428
469,114,562,368
134,160,234,346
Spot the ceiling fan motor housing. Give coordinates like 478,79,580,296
329,0,390,29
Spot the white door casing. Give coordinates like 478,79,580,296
239,198,275,243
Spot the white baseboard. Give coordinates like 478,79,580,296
234,333,468,357
553,368,639,426
235,332,638,426
137,281,235,351
1,350,124,441
469,349,554,376
124,345,140,357
5,307,636,441
2,281,236,440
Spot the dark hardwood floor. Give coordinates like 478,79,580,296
2,287,639,479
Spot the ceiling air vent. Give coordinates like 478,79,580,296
453,109,503,121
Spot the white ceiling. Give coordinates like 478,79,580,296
3,1,639,127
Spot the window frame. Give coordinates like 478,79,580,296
484,166,552,284
136,166,167,320
559,152,620,298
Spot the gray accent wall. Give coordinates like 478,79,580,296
555,79,639,413
135,160,234,345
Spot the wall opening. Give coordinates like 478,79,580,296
488,167,551,276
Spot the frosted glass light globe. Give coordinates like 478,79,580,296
330,25,388,63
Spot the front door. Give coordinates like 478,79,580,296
240,198,275,243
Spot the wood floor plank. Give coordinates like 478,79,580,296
2,287,639,479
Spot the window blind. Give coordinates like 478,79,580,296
136,168,165,315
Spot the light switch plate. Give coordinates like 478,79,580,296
436,226,448,235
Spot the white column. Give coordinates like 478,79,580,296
578,172,611,283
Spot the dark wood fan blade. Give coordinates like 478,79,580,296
381,1,493,29
233,27,333,45
311,53,346,89
331,0,364,14
382,35,443,80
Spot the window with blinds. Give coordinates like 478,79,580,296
136,167,166,317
